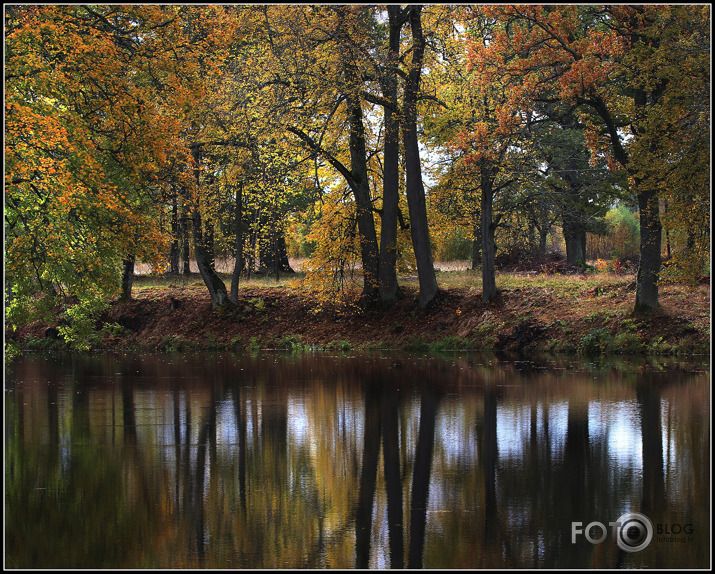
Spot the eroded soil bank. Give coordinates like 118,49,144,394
11,274,710,357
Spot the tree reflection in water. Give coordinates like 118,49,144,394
4,352,710,569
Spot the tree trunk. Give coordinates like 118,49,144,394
346,80,380,302
192,209,229,309
480,162,498,302
634,182,661,312
663,198,672,260
204,217,215,269
120,255,135,301
563,215,586,266
278,236,294,273
403,6,439,308
191,146,230,309
471,219,481,270
538,226,549,254
273,234,280,283
181,201,191,275
559,160,588,265
169,192,180,274
258,229,294,276
247,207,260,281
230,182,243,304
378,6,404,304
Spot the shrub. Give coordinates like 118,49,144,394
274,334,304,351
159,334,186,352
612,332,643,354
430,336,471,352
588,205,640,260
58,292,110,351
578,328,612,355
606,206,640,259
648,336,674,355
101,322,125,338
434,227,473,261
326,339,352,352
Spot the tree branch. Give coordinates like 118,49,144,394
285,125,356,188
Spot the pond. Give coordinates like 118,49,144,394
5,351,710,569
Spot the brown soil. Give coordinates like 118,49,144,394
11,270,704,357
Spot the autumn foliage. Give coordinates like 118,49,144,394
4,5,710,342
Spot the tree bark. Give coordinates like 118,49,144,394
169,192,180,274
247,207,260,281
471,219,481,270
278,235,294,273
230,182,243,304
403,6,439,308
258,229,294,276
634,182,661,312
191,146,230,309
180,200,191,275
481,161,498,302
345,74,380,301
562,215,586,266
192,209,229,309
120,255,135,301
538,225,549,254
378,6,404,304
204,219,215,269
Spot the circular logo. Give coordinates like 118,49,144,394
616,512,653,552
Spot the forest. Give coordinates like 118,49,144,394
4,5,711,352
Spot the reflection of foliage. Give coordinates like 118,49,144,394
5,355,710,568
5,438,162,568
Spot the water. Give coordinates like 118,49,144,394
5,351,710,569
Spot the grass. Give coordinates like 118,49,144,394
134,258,633,298
133,272,306,292
12,257,707,358
418,268,633,303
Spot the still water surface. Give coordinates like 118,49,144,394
5,351,710,569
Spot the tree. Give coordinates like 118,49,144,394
466,5,710,311
254,5,382,303
376,6,407,303
189,146,231,308
178,10,307,303
526,105,625,266
5,5,185,334
439,13,524,302
634,5,710,285
422,6,484,269
402,6,440,308
264,5,445,308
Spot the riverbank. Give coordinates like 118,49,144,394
9,268,710,357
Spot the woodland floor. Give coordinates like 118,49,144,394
12,256,711,358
